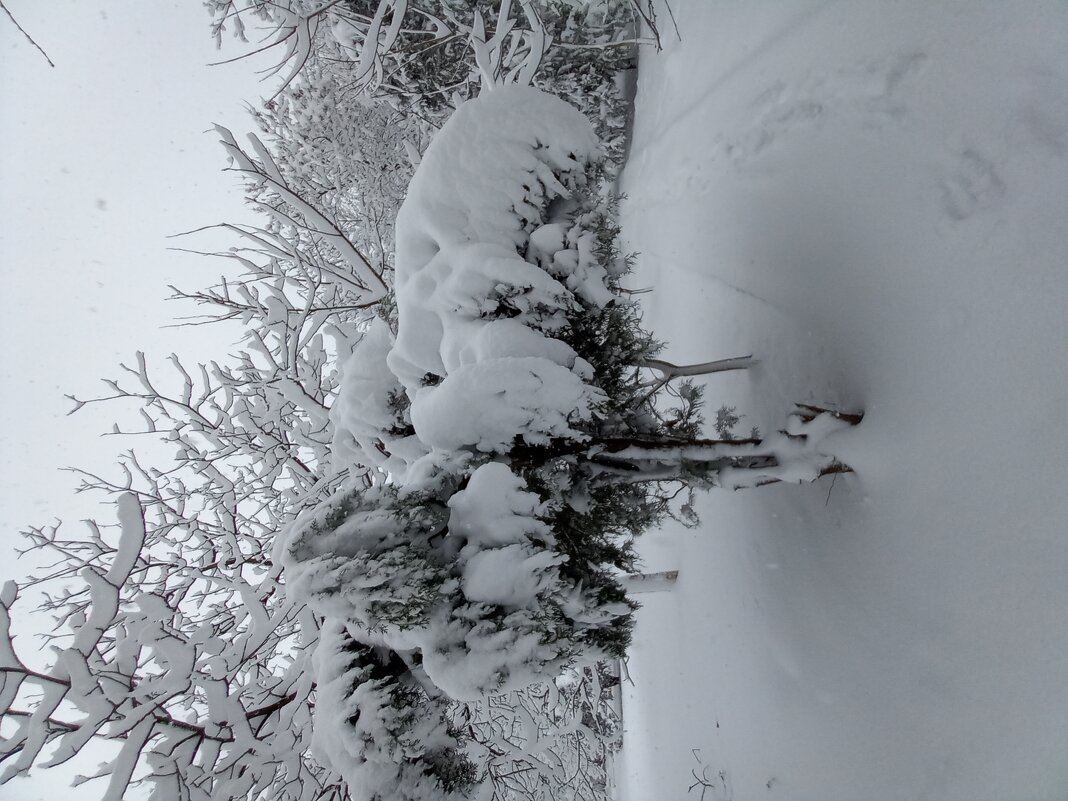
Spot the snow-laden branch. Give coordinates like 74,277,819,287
1,495,144,789
215,125,389,302
0,495,325,799
640,355,758,378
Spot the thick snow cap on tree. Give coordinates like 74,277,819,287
420,463,606,699
281,461,617,700
329,318,427,474
386,85,605,455
312,621,470,801
411,357,597,452
448,462,564,609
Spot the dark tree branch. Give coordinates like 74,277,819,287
0,1,54,67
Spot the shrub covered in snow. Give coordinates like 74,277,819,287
277,84,651,797
283,84,859,799
312,621,476,800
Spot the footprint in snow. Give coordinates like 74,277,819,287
940,149,1005,221
728,50,926,166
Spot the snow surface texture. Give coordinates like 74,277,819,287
619,3,1068,800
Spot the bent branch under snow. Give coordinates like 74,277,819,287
640,355,758,377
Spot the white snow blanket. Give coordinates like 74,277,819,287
618,3,1068,801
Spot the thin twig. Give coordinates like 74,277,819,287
663,0,682,43
1,1,55,67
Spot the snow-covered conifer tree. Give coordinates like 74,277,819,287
283,83,860,798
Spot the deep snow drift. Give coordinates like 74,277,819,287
618,2,1068,800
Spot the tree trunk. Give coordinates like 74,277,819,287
588,405,862,488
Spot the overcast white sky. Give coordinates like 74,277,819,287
0,0,279,568
1,2,278,794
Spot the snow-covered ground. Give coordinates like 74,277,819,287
618,3,1068,800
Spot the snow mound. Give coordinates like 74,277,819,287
410,357,598,453
618,2,1068,799
385,86,604,460
329,318,426,475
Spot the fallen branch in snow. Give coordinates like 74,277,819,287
621,570,679,594
689,749,732,801
793,402,864,426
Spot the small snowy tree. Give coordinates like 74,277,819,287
0,104,390,801
281,84,861,799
